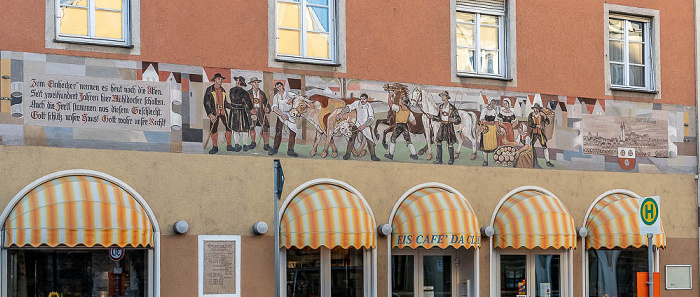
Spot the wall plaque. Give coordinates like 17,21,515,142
199,235,241,297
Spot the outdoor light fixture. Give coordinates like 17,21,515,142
577,227,588,238
377,224,392,236
173,220,189,234
480,226,495,237
253,222,269,235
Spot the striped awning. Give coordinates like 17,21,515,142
493,189,576,249
280,183,375,249
4,175,154,248
585,193,666,249
392,187,480,249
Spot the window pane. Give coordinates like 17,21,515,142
61,0,87,7
628,21,644,42
457,48,475,72
480,50,500,74
305,6,329,32
308,0,328,5
7,249,148,297
629,65,646,87
392,255,415,297
278,29,301,56
481,15,499,26
608,19,624,40
59,7,88,36
424,255,452,297
277,2,300,29
457,12,475,23
95,0,122,10
535,255,561,297
307,32,330,58
331,247,364,297
456,23,475,47
588,249,648,297
480,26,499,50
287,248,322,297
95,10,123,39
609,40,623,62
628,42,644,64
610,63,624,85
501,255,527,297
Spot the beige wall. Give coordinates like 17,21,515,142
0,145,697,296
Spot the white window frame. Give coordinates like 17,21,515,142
280,247,374,297
390,247,478,297
55,0,132,47
275,0,337,65
608,14,653,91
455,10,506,78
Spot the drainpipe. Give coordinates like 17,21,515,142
695,0,700,292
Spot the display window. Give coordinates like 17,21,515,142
392,247,476,297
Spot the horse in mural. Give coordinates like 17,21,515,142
373,83,432,158
291,94,367,158
410,86,480,160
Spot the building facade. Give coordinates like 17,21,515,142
0,0,697,297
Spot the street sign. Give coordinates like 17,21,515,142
638,196,661,235
109,248,125,261
274,159,284,196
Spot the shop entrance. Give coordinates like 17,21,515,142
497,251,565,297
392,248,476,297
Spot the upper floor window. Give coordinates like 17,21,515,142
56,0,131,46
276,0,336,63
455,0,506,78
608,14,653,90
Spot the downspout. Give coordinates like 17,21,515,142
695,0,700,293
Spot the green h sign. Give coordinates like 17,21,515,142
638,196,661,234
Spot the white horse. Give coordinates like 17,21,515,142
410,86,479,160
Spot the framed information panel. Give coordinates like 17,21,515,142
665,265,692,290
198,235,242,297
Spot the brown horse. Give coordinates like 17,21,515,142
373,83,432,158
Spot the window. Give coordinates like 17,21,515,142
608,15,653,90
56,0,131,46
455,0,506,77
276,0,336,63
7,248,148,297
588,249,648,297
284,247,367,297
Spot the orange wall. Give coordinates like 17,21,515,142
0,0,695,105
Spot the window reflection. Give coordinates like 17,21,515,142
588,249,647,297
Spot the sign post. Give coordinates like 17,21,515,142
273,160,284,297
638,196,661,297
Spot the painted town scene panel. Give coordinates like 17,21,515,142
0,50,696,174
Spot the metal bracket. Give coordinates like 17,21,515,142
0,76,10,80
0,97,10,101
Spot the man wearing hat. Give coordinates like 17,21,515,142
432,91,461,165
527,103,554,168
203,73,232,154
385,96,417,160
247,77,271,151
228,76,253,151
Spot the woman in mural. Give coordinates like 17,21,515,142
513,123,534,168
497,98,517,146
479,98,499,166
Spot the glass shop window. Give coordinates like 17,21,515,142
286,247,365,297
6,248,148,297
588,249,648,297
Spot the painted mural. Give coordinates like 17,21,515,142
0,50,696,174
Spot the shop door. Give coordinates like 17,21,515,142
423,255,452,297
499,252,563,297
393,249,465,297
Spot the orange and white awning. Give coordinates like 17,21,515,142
493,189,576,249
280,183,375,249
3,175,154,248
585,192,665,249
392,187,480,249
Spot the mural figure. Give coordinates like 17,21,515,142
203,73,232,154
385,96,418,160
513,123,534,168
247,77,271,151
269,82,299,157
375,83,430,158
479,98,499,166
498,98,517,146
528,103,554,168
340,93,380,161
290,93,347,158
431,91,461,165
228,76,253,151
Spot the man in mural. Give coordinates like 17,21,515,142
340,93,380,161
247,77,271,151
479,98,499,166
384,96,417,160
228,76,253,152
528,103,554,168
269,81,299,157
432,91,461,165
203,73,232,154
